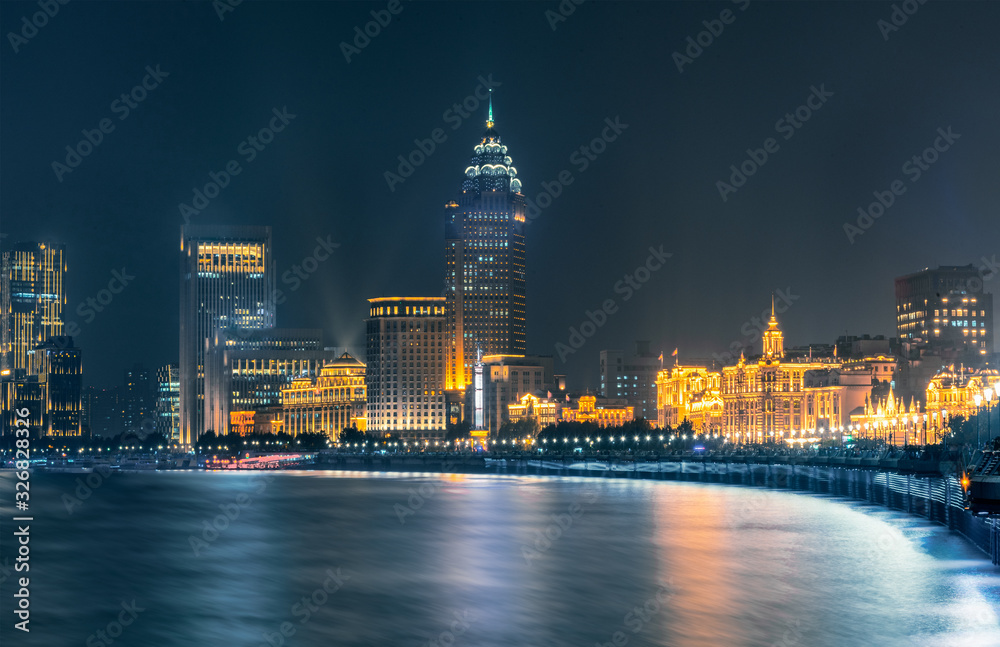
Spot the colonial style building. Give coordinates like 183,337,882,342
507,392,561,428
280,352,366,439
563,395,634,427
655,364,723,432
507,393,634,429
923,367,1000,443
849,387,926,446
719,300,884,444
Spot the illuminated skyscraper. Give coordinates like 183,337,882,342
155,364,180,441
445,92,526,393
895,264,993,359
179,225,275,445
366,297,447,441
28,336,82,436
1,242,66,373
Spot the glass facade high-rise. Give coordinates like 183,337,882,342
155,364,180,441
28,336,82,436
445,94,526,393
1,242,67,373
179,225,275,445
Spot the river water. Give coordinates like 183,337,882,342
1,471,998,646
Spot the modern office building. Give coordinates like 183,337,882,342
179,225,275,445
82,385,123,437
156,364,180,441
895,264,993,359
27,337,82,436
366,297,447,441
202,328,332,435
281,352,367,439
0,369,43,437
600,341,660,421
122,363,157,435
444,94,527,393
1,241,67,374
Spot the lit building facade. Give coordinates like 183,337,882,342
508,393,633,429
366,297,447,440
721,303,854,443
179,225,275,445
895,265,993,359
156,364,180,441
561,395,634,428
850,387,926,446
1,242,66,374
281,352,367,439
203,329,339,435
28,337,82,436
1,369,43,437
508,392,561,428
445,94,526,393
924,367,1000,438
656,365,723,432
600,342,660,421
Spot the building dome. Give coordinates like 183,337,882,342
461,91,522,195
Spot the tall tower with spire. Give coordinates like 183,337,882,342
444,90,526,393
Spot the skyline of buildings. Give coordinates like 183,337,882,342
1,107,997,445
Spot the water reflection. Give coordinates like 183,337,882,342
0,472,997,646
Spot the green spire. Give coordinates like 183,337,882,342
487,88,494,126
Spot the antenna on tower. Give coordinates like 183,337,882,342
487,88,494,127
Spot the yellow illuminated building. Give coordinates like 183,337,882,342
849,386,926,445
924,367,1000,439
562,395,633,428
720,301,872,443
366,297,447,440
507,393,633,429
230,410,256,435
281,352,367,439
655,365,722,432
508,392,561,428
1,242,66,374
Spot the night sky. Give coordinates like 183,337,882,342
2,1,998,389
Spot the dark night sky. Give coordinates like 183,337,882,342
2,1,998,389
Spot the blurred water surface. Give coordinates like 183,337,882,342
1,471,998,646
